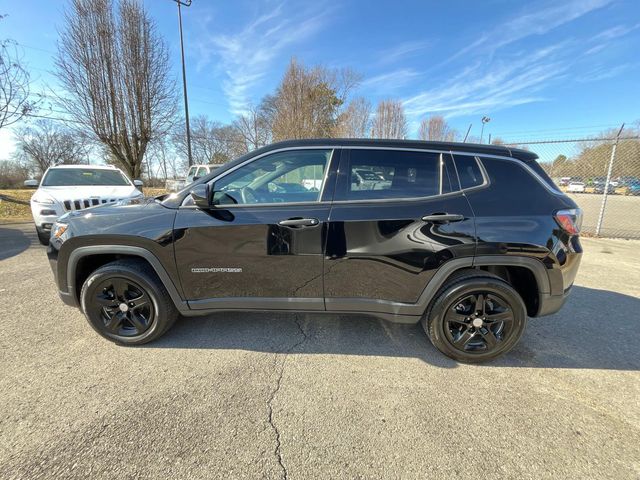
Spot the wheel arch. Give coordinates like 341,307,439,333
418,255,550,317
68,246,187,312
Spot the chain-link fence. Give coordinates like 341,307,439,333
504,135,640,239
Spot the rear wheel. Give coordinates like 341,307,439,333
423,270,527,363
80,260,178,345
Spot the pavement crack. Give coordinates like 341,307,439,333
267,314,308,480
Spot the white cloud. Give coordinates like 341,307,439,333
453,0,613,59
362,68,421,93
402,45,568,119
378,40,430,65
594,23,640,41
195,3,330,116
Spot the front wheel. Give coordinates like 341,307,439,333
80,260,178,345
423,271,527,363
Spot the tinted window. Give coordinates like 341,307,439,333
343,149,441,200
525,160,561,192
42,168,130,186
454,155,484,189
212,149,331,205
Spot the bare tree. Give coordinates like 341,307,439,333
270,58,361,141
233,104,271,152
14,119,89,174
418,115,457,141
371,99,407,139
336,97,371,138
174,115,244,166
0,16,35,130
55,0,176,179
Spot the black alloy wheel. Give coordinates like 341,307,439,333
80,260,179,345
443,292,515,353
423,270,527,362
94,277,154,337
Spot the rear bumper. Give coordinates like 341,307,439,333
537,289,570,317
537,235,582,317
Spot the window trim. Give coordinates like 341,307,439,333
180,147,337,208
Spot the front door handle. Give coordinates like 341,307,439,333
278,218,320,227
421,213,465,223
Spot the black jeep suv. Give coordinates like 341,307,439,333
47,139,583,362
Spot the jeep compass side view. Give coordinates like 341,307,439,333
47,139,583,362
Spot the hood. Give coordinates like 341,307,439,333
37,185,142,202
59,196,157,222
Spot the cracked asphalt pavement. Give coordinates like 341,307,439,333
0,222,639,479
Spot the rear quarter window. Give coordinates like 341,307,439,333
453,155,484,189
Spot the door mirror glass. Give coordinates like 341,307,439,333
24,179,39,188
190,183,210,208
133,179,144,187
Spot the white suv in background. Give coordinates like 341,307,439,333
26,165,144,245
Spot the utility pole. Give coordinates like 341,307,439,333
172,0,193,167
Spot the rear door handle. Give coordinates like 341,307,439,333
421,213,465,223
278,218,320,227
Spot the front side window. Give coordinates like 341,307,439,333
341,149,442,200
212,149,332,205
42,168,130,186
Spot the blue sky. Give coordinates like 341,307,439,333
1,0,639,159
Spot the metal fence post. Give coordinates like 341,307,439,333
595,124,625,237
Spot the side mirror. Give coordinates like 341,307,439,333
192,176,200,182
24,179,39,188
190,183,210,208
133,179,144,187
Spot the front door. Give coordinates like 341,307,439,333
324,148,476,316
174,148,338,311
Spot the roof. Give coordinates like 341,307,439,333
255,138,538,161
48,164,117,170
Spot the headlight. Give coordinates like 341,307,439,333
52,223,68,239
32,194,55,205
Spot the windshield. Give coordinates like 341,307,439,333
42,168,131,186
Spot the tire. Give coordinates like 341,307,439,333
422,269,527,363
36,227,50,246
80,259,178,345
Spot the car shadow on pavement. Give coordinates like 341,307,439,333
149,285,639,371
0,225,34,260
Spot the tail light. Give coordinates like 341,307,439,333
554,208,582,235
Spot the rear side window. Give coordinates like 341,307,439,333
453,155,484,189
340,149,441,200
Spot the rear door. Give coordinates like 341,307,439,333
174,148,338,311
324,148,476,315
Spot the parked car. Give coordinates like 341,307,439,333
621,179,640,196
166,164,224,192
47,139,583,363
591,178,615,194
26,165,143,245
566,181,585,193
